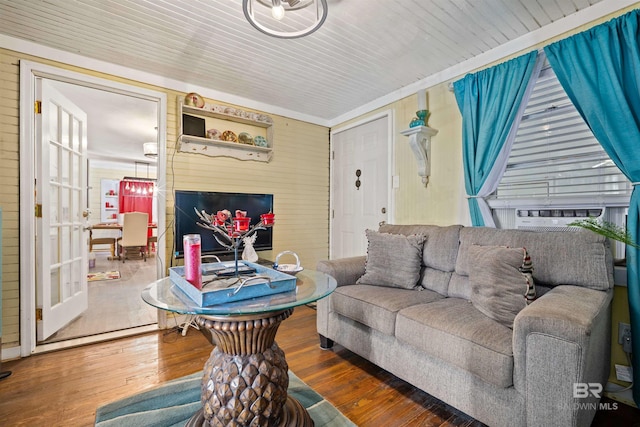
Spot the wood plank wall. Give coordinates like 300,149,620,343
166,92,330,269
0,48,330,351
0,50,21,348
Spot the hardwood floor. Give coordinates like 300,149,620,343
1,306,638,426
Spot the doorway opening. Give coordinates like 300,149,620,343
19,61,167,355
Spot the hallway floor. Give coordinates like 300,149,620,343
41,251,158,344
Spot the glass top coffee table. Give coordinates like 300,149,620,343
142,269,336,427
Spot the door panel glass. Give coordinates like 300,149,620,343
72,259,81,294
50,268,60,306
61,110,70,148
60,264,71,301
61,187,70,223
72,117,80,151
73,189,80,222
49,144,59,183
49,228,59,263
61,225,70,264
49,103,59,143
49,184,59,224
61,149,70,185
72,226,81,258
72,153,80,187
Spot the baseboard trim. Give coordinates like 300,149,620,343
1,345,21,362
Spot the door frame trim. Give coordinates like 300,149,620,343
19,60,168,356
329,110,395,259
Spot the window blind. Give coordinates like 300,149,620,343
492,65,631,202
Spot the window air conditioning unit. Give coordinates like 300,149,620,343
514,208,605,232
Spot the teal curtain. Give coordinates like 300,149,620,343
545,9,640,405
453,51,538,226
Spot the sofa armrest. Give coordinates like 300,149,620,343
316,256,366,287
513,285,612,427
316,256,366,341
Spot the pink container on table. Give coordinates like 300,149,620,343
183,234,202,289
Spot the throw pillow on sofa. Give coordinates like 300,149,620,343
468,245,536,328
357,229,426,290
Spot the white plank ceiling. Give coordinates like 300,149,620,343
1,0,624,125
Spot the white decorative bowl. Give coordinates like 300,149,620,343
273,251,303,275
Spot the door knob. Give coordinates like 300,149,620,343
355,169,361,190
82,209,91,218
381,207,386,214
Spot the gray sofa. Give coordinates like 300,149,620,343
317,224,614,427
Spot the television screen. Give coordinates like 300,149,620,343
174,190,274,257
182,114,206,137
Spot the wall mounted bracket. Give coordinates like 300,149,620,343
400,125,438,186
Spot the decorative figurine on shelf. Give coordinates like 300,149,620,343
410,110,431,128
184,92,205,108
194,208,275,276
417,109,430,126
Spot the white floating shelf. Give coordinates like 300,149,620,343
179,135,273,162
178,100,274,162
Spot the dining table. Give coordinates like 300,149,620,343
91,222,157,231
90,222,157,258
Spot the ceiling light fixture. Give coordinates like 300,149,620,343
243,0,328,39
271,0,285,20
143,142,158,158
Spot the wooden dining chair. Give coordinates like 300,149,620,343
147,230,157,254
89,229,116,259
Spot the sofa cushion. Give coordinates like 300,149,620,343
468,245,536,328
378,224,462,295
447,273,472,300
456,227,613,291
420,269,453,296
396,298,514,388
378,224,462,272
331,285,444,336
357,230,426,289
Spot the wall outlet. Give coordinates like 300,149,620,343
615,364,633,383
618,322,631,345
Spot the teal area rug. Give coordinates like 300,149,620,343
95,370,355,427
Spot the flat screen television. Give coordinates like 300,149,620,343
174,190,274,258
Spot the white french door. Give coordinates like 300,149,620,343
35,79,89,341
331,115,390,259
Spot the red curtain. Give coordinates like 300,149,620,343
119,180,154,230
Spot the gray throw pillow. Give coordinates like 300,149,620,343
357,229,426,289
469,245,536,328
